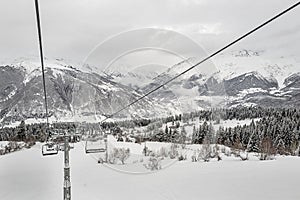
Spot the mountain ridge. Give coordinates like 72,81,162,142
0,51,299,126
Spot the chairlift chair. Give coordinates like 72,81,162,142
42,142,58,156
85,135,107,154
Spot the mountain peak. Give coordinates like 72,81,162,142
232,49,263,57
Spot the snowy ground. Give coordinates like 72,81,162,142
1,142,300,200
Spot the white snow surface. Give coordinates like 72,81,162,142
1,142,300,200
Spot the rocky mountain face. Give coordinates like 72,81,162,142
0,59,179,125
0,50,299,125
108,50,299,109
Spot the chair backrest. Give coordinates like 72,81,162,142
42,143,58,156
85,138,107,154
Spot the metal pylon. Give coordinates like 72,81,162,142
64,133,71,200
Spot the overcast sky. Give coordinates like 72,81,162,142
0,0,299,64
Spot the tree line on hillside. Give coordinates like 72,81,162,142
217,116,300,156
0,121,77,142
145,107,300,156
0,107,300,157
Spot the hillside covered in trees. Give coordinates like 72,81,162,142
0,107,299,157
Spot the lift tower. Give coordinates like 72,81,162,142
63,133,71,200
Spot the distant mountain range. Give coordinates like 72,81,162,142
0,58,179,125
0,50,299,125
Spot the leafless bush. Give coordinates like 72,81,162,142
211,144,222,161
198,147,211,162
198,135,212,162
144,152,162,170
191,150,198,162
178,154,187,161
158,147,168,158
108,148,130,164
169,144,179,159
239,151,248,161
259,137,275,160
224,148,231,157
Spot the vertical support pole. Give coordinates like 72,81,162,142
144,141,147,156
64,133,71,200
105,135,108,163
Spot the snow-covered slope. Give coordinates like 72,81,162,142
0,143,300,200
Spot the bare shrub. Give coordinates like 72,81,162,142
169,144,179,159
239,151,248,161
198,137,211,162
144,152,162,170
158,147,168,158
224,147,231,157
198,146,211,162
108,148,130,164
259,137,275,160
143,146,150,156
178,154,187,161
211,144,222,161
191,150,198,162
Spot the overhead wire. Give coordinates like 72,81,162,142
32,0,300,126
100,1,300,123
34,0,49,126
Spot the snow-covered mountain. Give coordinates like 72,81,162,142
212,50,300,107
106,49,300,109
103,63,168,90
0,50,299,125
213,49,300,88
0,58,180,125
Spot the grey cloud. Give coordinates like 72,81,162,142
0,0,299,63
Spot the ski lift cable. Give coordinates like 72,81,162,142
100,1,300,123
34,0,49,126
